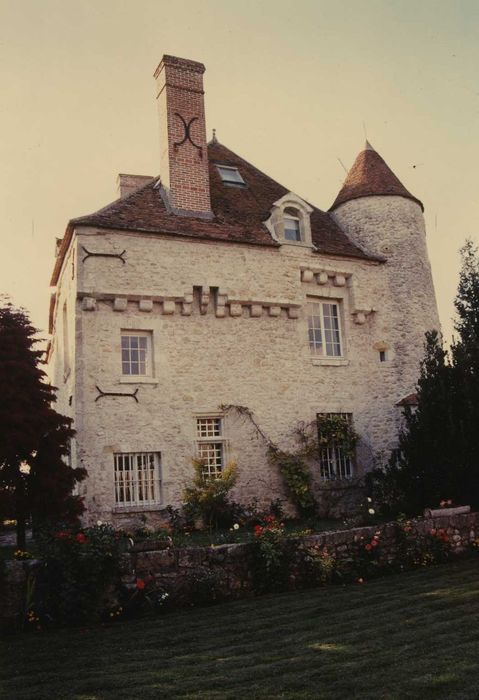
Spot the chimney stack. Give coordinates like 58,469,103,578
154,55,212,218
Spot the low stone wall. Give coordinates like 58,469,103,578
126,510,479,599
2,510,478,630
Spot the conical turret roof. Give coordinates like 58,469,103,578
330,141,423,211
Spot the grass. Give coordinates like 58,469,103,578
2,558,479,700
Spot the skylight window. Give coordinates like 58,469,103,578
216,165,245,186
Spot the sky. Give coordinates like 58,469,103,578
1,0,478,344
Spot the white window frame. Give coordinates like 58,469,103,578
114,451,162,506
196,416,226,479
284,215,302,242
317,413,355,480
120,330,153,377
307,300,343,358
216,165,245,186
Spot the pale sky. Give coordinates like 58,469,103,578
1,0,478,344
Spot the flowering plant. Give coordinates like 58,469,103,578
252,516,288,592
35,523,129,625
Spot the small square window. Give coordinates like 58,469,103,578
284,216,301,242
121,331,152,376
216,165,245,186
114,452,161,506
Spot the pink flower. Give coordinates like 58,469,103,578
365,543,372,551
440,500,446,507
430,528,436,535
357,578,364,584
371,540,378,548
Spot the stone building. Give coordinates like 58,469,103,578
47,55,439,525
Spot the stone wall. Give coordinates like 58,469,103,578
48,215,439,524
2,511,477,631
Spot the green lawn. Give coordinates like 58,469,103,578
2,558,479,700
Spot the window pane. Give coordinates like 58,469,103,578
217,166,244,184
284,218,301,242
115,452,160,505
121,333,150,376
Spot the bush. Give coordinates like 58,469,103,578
182,459,238,531
34,524,129,625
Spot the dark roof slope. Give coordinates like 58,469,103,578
330,141,423,212
51,142,379,285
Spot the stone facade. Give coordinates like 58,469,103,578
47,55,440,526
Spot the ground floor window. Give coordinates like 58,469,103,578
114,452,161,505
196,416,225,478
317,413,354,479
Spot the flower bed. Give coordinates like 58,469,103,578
1,510,478,632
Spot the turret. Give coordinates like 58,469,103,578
330,140,440,389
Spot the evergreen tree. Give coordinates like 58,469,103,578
0,301,86,547
369,240,479,514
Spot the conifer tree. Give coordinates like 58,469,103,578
369,240,479,514
0,301,86,547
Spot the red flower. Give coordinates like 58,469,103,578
430,528,436,535
254,525,263,537
55,531,69,539
365,543,372,551
76,533,87,544
371,540,378,548
438,528,445,536
136,579,146,590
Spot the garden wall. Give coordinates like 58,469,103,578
2,510,478,631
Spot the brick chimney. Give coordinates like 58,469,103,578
154,55,212,218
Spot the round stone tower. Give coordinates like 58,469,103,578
330,140,440,396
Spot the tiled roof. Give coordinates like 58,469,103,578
330,141,423,212
51,142,380,285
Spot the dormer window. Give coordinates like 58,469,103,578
264,192,314,248
284,215,301,242
216,165,245,186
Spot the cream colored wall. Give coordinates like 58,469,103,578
48,212,440,525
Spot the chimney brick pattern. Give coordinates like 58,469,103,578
154,55,212,217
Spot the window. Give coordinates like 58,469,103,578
121,331,152,376
114,452,161,506
307,301,343,357
317,413,354,479
196,417,226,478
216,165,245,186
284,216,301,242
379,350,387,363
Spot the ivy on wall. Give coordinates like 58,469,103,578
220,405,359,517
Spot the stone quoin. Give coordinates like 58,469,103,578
47,55,440,526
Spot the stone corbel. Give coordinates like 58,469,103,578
200,291,209,315
82,296,96,311
352,309,374,325
216,294,227,318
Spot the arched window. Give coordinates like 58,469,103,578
264,193,313,247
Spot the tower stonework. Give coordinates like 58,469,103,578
330,142,440,392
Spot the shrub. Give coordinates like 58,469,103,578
182,459,238,532
35,524,129,625
252,516,289,592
